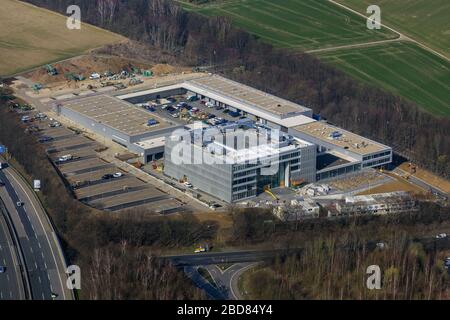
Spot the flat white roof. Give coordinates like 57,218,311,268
134,136,166,149
292,120,391,156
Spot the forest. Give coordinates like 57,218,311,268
22,0,450,178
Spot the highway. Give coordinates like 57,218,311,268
0,208,25,300
0,165,71,300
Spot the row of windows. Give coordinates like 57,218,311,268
280,151,300,160
363,157,390,168
233,169,257,179
363,150,391,161
233,176,256,185
233,163,257,172
233,184,255,193
232,190,257,201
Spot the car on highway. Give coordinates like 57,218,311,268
184,181,193,188
16,201,24,207
113,172,124,178
194,247,206,253
0,180,4,187
102,174,114,180
0,265,6,273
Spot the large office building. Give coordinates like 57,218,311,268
164,124,316,202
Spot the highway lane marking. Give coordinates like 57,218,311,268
6,170,67,300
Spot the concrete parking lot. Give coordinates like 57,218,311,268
20,110,191,214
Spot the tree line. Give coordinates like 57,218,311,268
22,0,450,178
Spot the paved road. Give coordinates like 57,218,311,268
0,209,25,300
166,249,288,267
0,166,71,300
184,266,228,300
205,263,256,300
392,167,448,199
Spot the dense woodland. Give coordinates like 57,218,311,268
246,235,449,300
23,0,450,178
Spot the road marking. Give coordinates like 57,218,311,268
6,170,67,300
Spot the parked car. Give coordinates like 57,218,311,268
58,154,73,163
171,113,179,118
21,115,31,123
48,121,61,128
113,172,124,178
166,106,176,113
35,112,47,120
102,174,114,180
436,233,448,239
184,181,193,188
39,136,53,143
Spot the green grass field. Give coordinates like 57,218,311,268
182,0,450,118
182,0,397,50
0,0,125,76
337,0,450,59
317,41,450,117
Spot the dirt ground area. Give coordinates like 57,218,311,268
358,173,426,195
399,162,450,194
22,53,190,86
328,170,386,191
